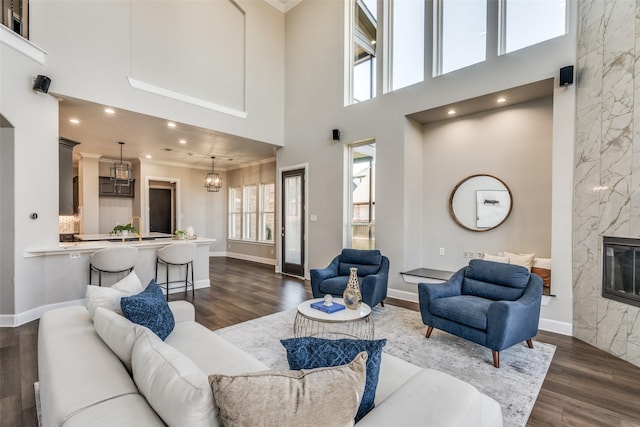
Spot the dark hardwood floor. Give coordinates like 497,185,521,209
2,257,640,426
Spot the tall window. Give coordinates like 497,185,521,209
391,0,425,90
436,0,487,75
242,185,257,241
351,0,377,104
229,187,242,240
348,142,376,249
260,183,275,242
500,0,566,54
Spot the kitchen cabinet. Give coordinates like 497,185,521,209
59,138,80,215
99,176,135,197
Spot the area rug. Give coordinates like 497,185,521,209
216,304,555,427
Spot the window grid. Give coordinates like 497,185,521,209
228,187,242,240
260,183,275,242
242,185,257,241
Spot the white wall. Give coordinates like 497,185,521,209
421,97,553,271
281,1,576,333
30,0,285,146
0,125,15,313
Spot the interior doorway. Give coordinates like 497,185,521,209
148,180,176,234
281,167,306,277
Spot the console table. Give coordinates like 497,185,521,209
400,268,454,284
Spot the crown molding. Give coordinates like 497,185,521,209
263,0,303,13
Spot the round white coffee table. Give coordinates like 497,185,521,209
293,297,374,339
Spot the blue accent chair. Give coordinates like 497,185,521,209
418,259,543,368
311,249,389,308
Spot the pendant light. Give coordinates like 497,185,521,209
204,156,222,192
110,141,132,189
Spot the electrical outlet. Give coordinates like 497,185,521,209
439,247,445,256
463,250,468,258
476,251,483,259
69,253,80,259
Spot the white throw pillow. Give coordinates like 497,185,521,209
482,253,509,264
85,271,144,318
94,307,143,372
503,252,536,271
132,329,215,427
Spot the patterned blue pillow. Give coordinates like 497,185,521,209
121,280,175,340
280,337,386,422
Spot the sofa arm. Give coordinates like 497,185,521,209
418,268,465,302
168,300,195,323
310,255,340,297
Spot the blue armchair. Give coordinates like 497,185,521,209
418,259,542,368
311,249,389,308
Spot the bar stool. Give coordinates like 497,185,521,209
89,246,138,286
155,242,196,300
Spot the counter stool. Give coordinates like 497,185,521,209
89,246,138,286
155,242,196,300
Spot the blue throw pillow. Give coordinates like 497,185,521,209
120,280,175,340
280,337,386,422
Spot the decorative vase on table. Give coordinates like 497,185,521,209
343,267,362,310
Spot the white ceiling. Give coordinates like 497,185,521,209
58,95,279,170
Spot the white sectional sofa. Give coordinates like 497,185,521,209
37,301,503,426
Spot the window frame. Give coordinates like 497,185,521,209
228,186,242,240
346,140,376,250
259,182,275,243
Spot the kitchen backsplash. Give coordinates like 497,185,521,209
59,215,78,234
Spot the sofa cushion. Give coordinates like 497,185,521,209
356,368,503,427
430,296,493,330
131,328,215,427
121,280,175,340
209,352,368,427
338,249,382,276
85,271,144,318
463,259,529,301
318,276,350,296
93,307,143,372
61,394,163,427
280,337,386,422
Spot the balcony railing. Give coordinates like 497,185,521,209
2,0,28,39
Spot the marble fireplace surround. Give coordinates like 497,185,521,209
574,0,640,368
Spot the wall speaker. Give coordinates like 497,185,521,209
33,75,51,93
559,66,574,87
332,129,341,141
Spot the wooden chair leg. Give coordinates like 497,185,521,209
425,326,433,338
492,351,500,368
526,339,534,349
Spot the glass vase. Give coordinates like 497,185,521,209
343,267,362,310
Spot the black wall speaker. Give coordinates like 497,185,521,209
332,129,341,141
559,66,574,87
33,75,51,93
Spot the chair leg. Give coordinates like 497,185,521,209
492,351,500,368
184,263,189,297
190,261,194,299
166,262,170,301
425,326,433,338
380,300,384,307
526,339,534,349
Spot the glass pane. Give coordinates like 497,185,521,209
352,0,377,103
284,175,302,264
262,213,275,241
392,0,425,90
350,143,375,249
441,0,487,74
504,0,566,53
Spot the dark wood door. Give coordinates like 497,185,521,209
281,168,305,277
149,188,172,233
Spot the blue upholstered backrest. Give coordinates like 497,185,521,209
338,249,382,276
462,259,530,301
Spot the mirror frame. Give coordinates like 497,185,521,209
448,174,513,232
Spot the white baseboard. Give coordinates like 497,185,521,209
387,289,419,303
225,252,277,266
0,299,85,328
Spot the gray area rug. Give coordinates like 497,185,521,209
216,304,555,427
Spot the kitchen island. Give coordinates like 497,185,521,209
73,232,174,242
24,237,216,309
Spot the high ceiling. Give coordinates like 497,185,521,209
58,95,279,170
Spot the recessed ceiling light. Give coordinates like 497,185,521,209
145,154,152,159
497,97,506,103
179,139,186,144
447,109,456,115
69,118,80,124
104,108,115,114
167,122,176,128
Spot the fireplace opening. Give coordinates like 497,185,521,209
603,236,640,307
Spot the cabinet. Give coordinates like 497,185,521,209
99,176,135,197
59,138,80,215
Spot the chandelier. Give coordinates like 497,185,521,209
110,141,133,190
204,156,222,192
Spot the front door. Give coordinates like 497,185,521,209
281,168,305,277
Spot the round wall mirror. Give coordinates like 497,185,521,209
449,174,512,232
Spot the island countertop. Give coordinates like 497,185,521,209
25,236,216,257
74,232,174,242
